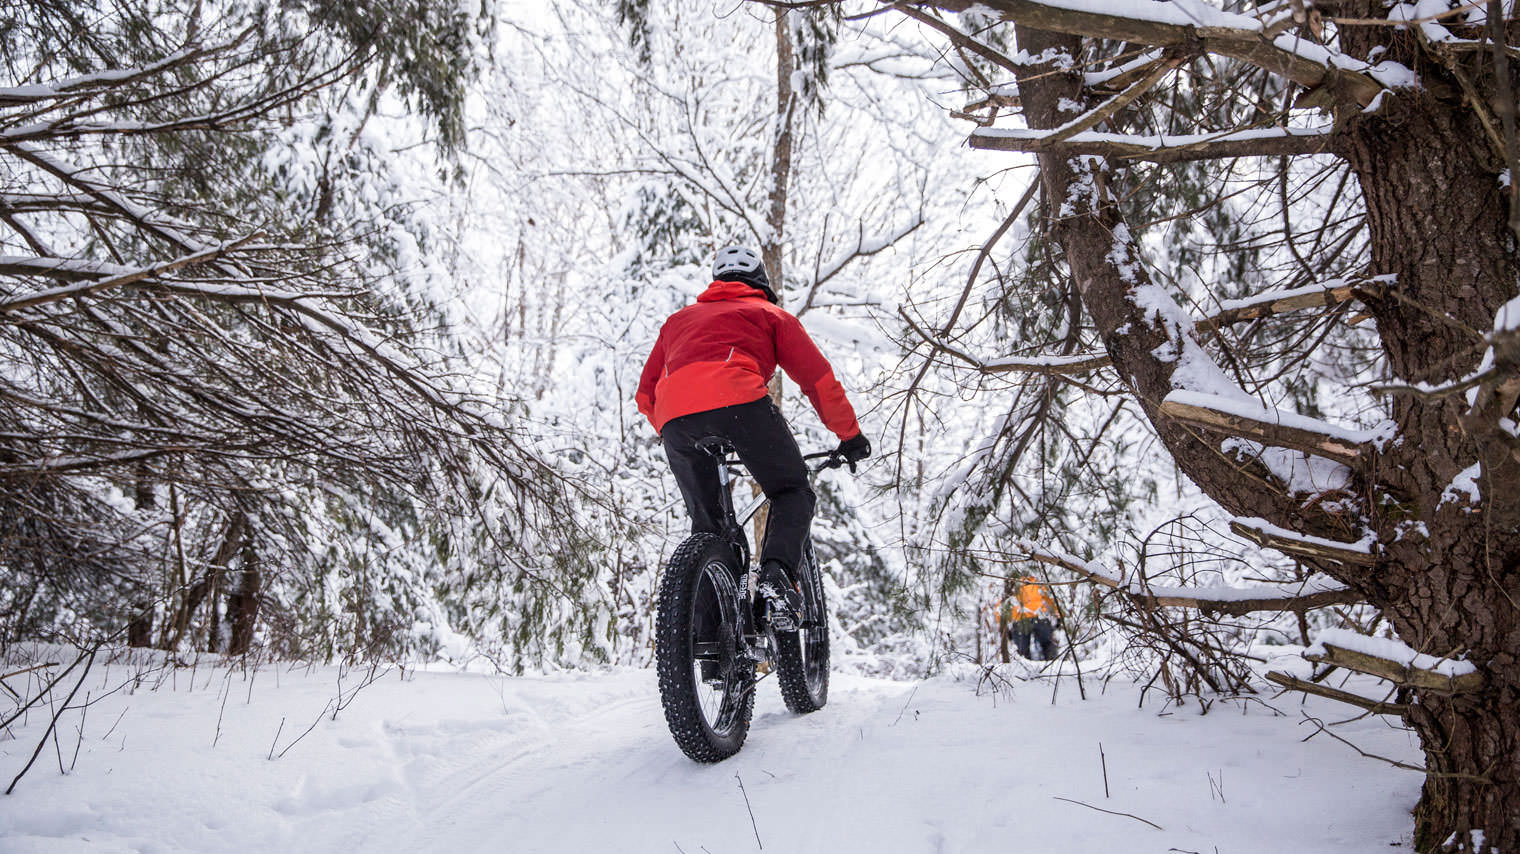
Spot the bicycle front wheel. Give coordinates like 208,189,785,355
774,534,829,714
655,533,755,762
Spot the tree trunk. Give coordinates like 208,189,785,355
225,532,261,656
127,459,155,648
167,511,246,652
1335,24,1520,851
754,9,799,556
765,8,796,290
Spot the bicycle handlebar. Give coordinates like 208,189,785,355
717,448,849,475
801,450,848,472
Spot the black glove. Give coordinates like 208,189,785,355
835,433,871,473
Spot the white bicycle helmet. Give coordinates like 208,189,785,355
712,245,764,281
711,244,777,302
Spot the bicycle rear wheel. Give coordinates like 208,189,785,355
774,534,829,713
655,533,755,761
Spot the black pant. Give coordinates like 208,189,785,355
661,397,815,572
1010,617,1058,661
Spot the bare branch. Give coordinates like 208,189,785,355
0,234,261,313
979,352,1112,376
1265,670,1408,715
1007,539,1363,615
1199,279,1382,331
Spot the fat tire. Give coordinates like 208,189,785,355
655,533,755,762
774,535,829,714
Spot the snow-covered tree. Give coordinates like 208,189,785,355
816,0,1520,848
0,0,586,660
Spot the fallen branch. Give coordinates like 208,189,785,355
6,644,98,794
735,774,763,848
1052,795,1164,831
1297,712,1429,774
0,661,61,683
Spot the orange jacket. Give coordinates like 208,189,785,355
1013,578,1054,619
636,281,861,439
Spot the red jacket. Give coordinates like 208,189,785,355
636,281,861,439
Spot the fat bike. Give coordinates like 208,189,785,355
654,440,843,762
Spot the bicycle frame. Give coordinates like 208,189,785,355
695,438,840,655
700,439,841,554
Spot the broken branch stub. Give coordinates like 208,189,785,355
1305,643,1484,695
1158,395,1367,466
1264,670,1408,716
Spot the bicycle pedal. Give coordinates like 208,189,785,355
766,601,800,633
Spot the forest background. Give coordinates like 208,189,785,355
4,0,1519,850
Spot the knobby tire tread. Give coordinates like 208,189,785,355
655,533,754,762
774,537,829,714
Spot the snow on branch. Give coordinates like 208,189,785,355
9,143,212,259
1200,278,1385,330
797,214,926,316
1006,539,1363,616
0,235,260,313
1159,389,1383,466
0,447,175,479
1029,54,1185,147
979,352,1113,375
1304,628,1483,694
932,280,1372,377
1229,516,1377,566
0,256,136,282
0,45,224,107
921,0,1390,106
970,125,1340,163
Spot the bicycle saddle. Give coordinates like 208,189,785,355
694,437,734,458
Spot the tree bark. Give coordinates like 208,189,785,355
1333,19,1520,852
755,9,799,556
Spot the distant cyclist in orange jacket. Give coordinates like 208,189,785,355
1009,576,1059,661
636,246,870,629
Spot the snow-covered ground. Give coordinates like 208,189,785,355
2,651,1422,853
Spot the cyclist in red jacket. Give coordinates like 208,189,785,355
637,246,870,629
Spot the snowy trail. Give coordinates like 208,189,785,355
1,655,1421,853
